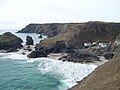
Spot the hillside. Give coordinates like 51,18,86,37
41,21,120,48
69,53,120,90
18,21,120,48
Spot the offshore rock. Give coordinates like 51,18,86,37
26,35,34,45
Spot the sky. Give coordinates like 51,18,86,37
0,0,120,29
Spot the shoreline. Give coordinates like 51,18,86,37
0,44,107,67
0,45,108,90
16,45,108,66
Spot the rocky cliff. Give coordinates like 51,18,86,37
18,21,120,48
17,23,71,37
41,21,120,48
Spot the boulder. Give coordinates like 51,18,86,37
27,50,47,58
26,36,34,45
38,35,42,38
103,52,114,59
0,32,23,51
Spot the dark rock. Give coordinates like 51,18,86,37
28,48,32,51
52,41,66,53
0,32,23,51
35,43,49,53
38,35,42,38
62,49,76,53
60,52,100,63
26,36,34,45
103,52,114,59
22,52,26,55
35,41,67,54
27,45,30,49
27,50,47,58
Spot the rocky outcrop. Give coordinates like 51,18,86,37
0,32,23,51
26,36,34,45
39,21,120,49
35,41,67,53
38,35,42,38
28,41,67,58
18,22,120,40
103,52,114,59
69,53,120,90
110,34,120,54
59,52,100,63
17,23,70,37
27,50,47,58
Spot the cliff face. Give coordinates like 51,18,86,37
18,23,71,37
18,21,120,48
41,21,120,48
69,53,120,90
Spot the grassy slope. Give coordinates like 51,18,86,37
69,53,120,90
41,22,120,48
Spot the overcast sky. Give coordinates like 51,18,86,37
0,0,120,29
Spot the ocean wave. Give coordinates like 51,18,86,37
36,58,97,88
0,53,28,60
0,52,97,90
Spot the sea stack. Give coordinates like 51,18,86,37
26,35,34,45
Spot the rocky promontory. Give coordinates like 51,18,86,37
0,32,23,52
18,21,120,49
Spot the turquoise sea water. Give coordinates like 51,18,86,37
0,58,61,90
0,29,62,90
0,29,97,90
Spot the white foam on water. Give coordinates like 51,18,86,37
36,58,97,89
1,52,28,60
0,52,97,90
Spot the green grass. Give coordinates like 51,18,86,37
41,33,67,45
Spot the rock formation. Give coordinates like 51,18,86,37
0,32,23,52
38,35,42,38
26,35,34,45
59,51,100,63
18,21,120,49
27,50,47,58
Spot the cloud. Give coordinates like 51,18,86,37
0,0,120,29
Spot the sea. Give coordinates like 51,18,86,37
0,29,97,90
